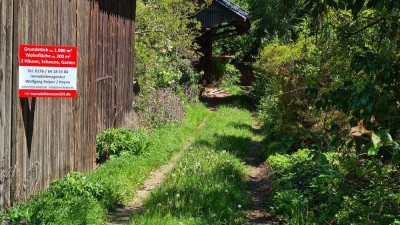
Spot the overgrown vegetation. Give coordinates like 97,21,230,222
0,105,209,225
217,61,242,94
228,0,400,224
96,128,149,163
135,0,202,91
130,105,254,224
134,86,189,128
268,149,400,224
133,0,207,128
2,0,399,224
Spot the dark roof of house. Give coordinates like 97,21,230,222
194,0,250,29
216,0,249,19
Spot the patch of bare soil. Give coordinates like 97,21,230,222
245,125,277,225
200,87,232,111
106,116,209,225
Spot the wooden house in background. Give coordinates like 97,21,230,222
0,0,136,207
194,0,250,83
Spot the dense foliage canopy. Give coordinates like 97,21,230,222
135,0,202,90
225,0,400,223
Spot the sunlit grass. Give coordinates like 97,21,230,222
195,106,255,158
130,105,255,224
89,104,210,206
0,104,209,225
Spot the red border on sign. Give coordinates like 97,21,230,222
19,90,77,98
19,44,78,68
19,44,78,98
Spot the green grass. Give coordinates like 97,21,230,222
0,104,209,225
195,106,255,159
88,103,210,206
130,105,256,224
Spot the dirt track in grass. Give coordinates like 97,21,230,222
244,124,277,225
202,87,277,225
106,116,209,225
108,88,277,224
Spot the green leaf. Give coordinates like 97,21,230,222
312,152,329,165
397,193,400,204
368,146,379,156
373,160,382,174
371,132,381,150
376,129,393,142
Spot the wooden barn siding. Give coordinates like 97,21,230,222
0,0,136,207
0,0,14,208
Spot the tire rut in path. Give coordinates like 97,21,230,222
245,124,277,225
106,116,209,225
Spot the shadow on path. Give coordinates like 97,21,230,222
244,124,278,225
202,87,278,224
106,116,209,225
200,87,257,111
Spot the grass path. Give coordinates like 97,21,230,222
106,115,210,225
244,124,275,225
129,98,273,224
105,92,277,225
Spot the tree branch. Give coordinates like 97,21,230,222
135,29,164,35
343,18,385,39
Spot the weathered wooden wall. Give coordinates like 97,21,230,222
0,0,136,207
0,0,14,209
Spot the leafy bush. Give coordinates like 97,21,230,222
220,63,241,91
268,149,400,224
135,0,201,92
96,128,148,163
49,172,112,208
0,205,29,225
0,172,107,225
134,87,187,128
253,37,326,152
176,84,201,107
26,191,106,225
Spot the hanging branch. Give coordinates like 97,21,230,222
343,17,385,38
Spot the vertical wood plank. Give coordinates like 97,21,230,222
0,0,14,207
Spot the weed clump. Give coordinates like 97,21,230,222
96,128,148,163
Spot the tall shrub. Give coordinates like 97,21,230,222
135,0,202,91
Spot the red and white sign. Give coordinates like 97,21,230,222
19,44,78,98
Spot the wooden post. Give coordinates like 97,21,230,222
198,28,214,84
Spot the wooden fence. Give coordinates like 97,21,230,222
0,0,136,207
